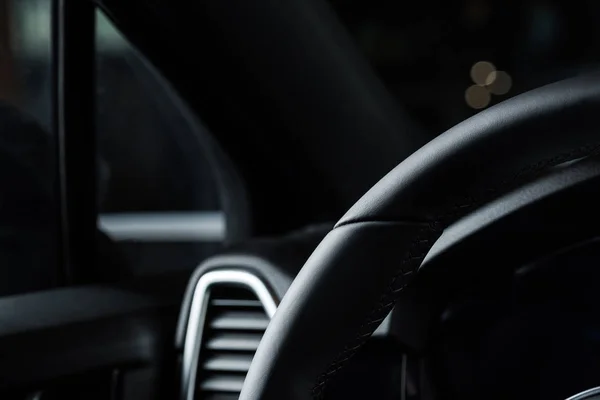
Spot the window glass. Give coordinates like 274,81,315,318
327,0,600,134
2,0,51,128
95,10,225,275
0,0,57,295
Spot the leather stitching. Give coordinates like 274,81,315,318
311,142,600,398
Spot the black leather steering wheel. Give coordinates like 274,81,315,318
239,73,600,400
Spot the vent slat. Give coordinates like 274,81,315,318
206,333,263,352
210,311,269,330
200,374,245,392
195,282,273,399
211,299,262,308
203,394,240,400
203,354,254,372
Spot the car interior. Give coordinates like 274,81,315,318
1,0,600,399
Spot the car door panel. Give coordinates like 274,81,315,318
0,282,186,398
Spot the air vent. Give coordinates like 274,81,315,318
181,270,277,400
197,286,268,399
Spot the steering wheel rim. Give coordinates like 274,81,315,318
240,73,600,400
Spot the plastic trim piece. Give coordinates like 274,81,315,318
566,387,600,400
98,212,226,241
181,269,277,400
176,255,290,349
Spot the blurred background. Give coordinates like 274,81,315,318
1,0,223,275
2,0,600,275
327,0,600,135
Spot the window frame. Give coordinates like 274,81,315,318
52,0,97,285
50,0,251,282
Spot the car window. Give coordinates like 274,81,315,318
327,0,600,135
95,10,226,276
3,0,52,129
0,0,58,295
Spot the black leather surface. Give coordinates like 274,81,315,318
339,73,600,225
240,73,600,400
422,156,600,271
391,155,600,355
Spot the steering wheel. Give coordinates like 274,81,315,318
239,73,600,399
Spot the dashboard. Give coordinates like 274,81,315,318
175,224,400,399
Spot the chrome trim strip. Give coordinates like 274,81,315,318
98,212,226,242
566,387,600,400
181,270,277,400
176,255,289,349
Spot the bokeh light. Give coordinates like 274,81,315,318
465,84,491,109
486,70,512,95
470,61,496,86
